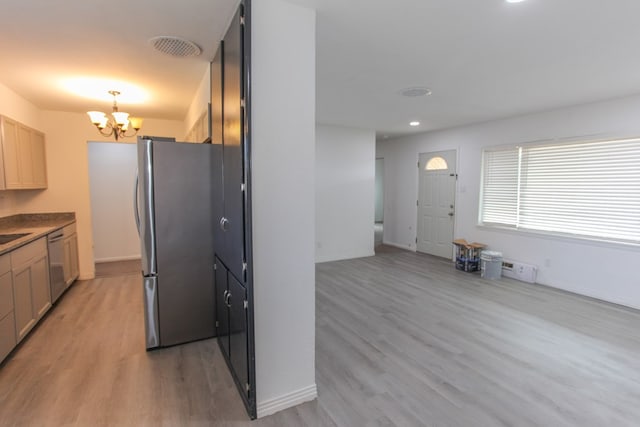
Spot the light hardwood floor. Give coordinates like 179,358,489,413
1,248,639,426
94,259,141,278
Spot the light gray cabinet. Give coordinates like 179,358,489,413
0,254,15,363
62,224,79,285
0,115,48,190
184,110,209,143
11,238,50,343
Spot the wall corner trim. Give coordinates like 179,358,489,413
256,384,318,418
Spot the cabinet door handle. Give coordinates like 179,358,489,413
220,217,229,231
225,292,232,308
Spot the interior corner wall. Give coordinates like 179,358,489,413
377,94,640,309
14,110,183,280
251,0,317,418
0,82,42,128
315,124,375,263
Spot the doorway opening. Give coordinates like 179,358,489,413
87,141,141,277
374,157,384,249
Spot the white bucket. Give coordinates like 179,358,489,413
481,251,503,280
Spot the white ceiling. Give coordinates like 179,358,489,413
0,0,239,119
3,0,640,137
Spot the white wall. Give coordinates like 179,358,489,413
251,0,317,417
0,82,42,128
315,124,375,263
87,142,140,262
0,83,43,217
378,94,640,309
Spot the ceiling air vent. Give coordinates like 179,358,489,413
149,36,202,58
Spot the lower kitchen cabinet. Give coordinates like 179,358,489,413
11,237,50,343
215,257,251,402
0,254,15,363
62,224,79,285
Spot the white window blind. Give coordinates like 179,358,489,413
479,137,640,244
480,148,520,226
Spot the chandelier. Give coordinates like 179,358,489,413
87,91,143,141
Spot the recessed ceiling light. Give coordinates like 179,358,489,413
400,87,432,97
409,121,420,127
506,0,526,3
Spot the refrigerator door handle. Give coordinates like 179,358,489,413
133,169,140,236
138,139,157,276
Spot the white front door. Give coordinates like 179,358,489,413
417,150,456,258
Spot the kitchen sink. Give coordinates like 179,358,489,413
0,233,30,245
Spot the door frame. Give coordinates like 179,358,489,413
415,149,458,259
375,157,385,224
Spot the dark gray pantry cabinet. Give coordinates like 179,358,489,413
210,0,256,419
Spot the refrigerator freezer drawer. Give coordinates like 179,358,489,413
143,275,159,350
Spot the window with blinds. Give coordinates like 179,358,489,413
479,137,640,244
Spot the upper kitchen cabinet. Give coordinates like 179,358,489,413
0,115,48,190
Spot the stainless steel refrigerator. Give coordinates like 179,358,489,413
135,136,216,350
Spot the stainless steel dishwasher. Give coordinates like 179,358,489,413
47,230,65,303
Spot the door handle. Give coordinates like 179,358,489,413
220,217,229,231
448,212,455,217
225,291,232,308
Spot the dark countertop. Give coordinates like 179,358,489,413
0,213,76,256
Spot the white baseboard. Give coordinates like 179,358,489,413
257,384,318,419
315,251,375,263
94,255,141,263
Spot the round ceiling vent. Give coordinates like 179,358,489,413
399,87,433,97
149,36,202,58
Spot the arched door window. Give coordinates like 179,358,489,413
425,156,448,171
